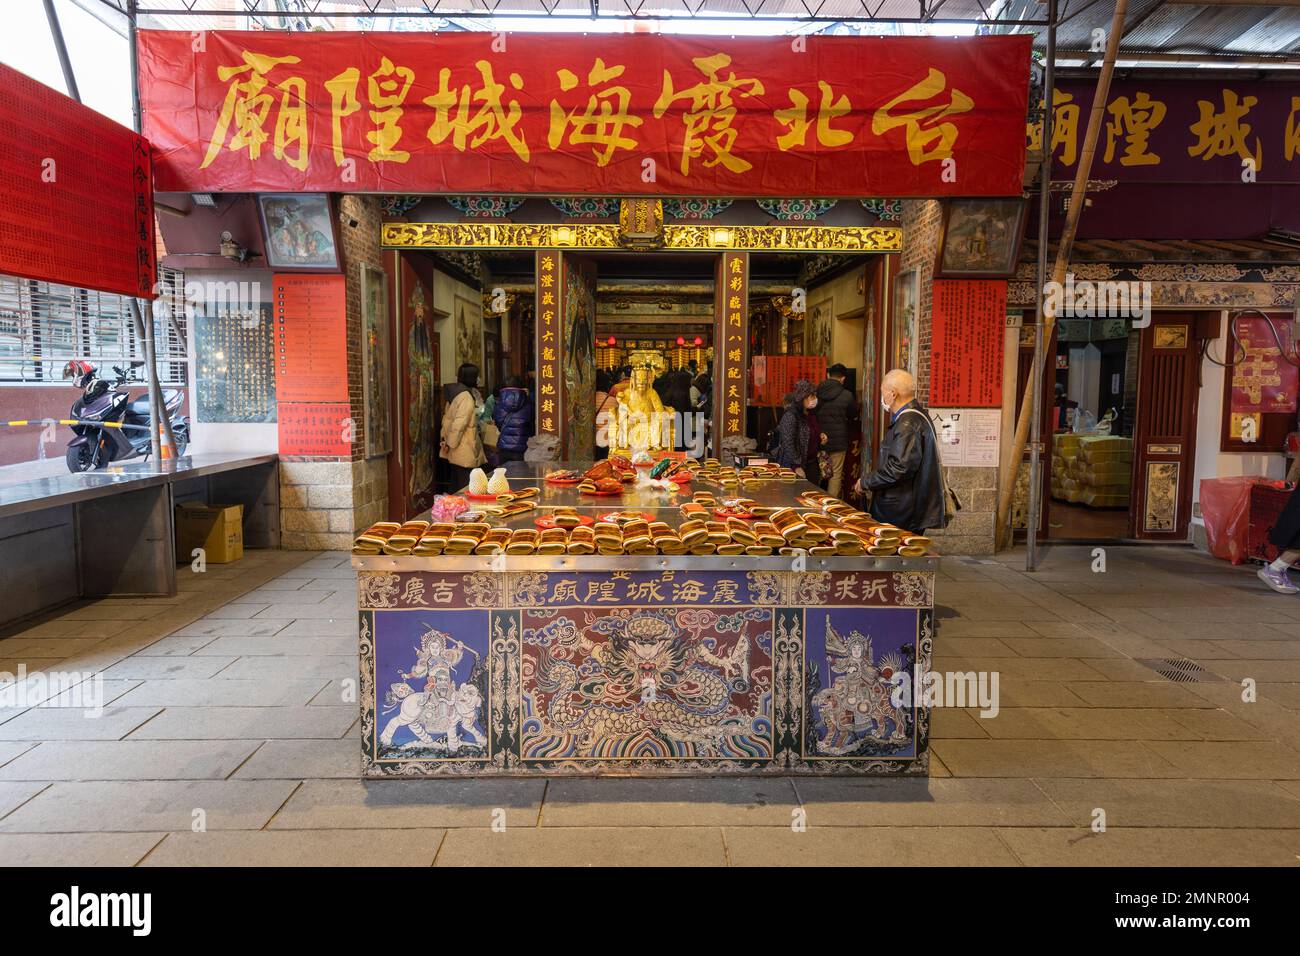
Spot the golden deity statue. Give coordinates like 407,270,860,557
610,350,675,454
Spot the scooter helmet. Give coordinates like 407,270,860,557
62,360,97,389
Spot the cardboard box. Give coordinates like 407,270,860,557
175,502,244,564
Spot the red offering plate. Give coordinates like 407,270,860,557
581,486,625,497
669,471,694,483
598,511,655,523
545,475,583,485
535,514,595,529
466,492,503,502
714,507,756,520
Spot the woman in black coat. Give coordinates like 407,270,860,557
774,379,818,477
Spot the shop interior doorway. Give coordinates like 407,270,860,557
1046,322,1141,539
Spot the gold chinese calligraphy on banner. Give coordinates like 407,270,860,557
138,31,1031,197
715,251,750,441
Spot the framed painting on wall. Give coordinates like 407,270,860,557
454,294,484,374
361,264,392,458
807,298,833,360
891,269,918,378
935,198,1028,279
257,193,341,271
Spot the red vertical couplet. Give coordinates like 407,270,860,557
715,251,750,441
930,279,1007,408
274,274,351,456
535,250,564,452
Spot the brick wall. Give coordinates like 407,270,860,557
279,195,390,550
899,199,998,554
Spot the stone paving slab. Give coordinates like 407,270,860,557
190,634,356,657
931,739,1183,778
1139,740,1300,779
539,778,799,827
0,781,46,818
1031,778,1300,829
996,826,1300,866
141,828,445,867
0,832,165,866
0,740,261,781
171,619,292,639
723,826,1021,866
436,826,727,866
0,705,163,741
0,780,300,832
268,779,546,830
790,778,1071,827
101,656,240,680
233,739,360,779
116,678,331,708
126,705,357,740
218,656,357,682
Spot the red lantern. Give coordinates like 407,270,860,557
676,336,685,345
607,336,617,346
693,336,703,346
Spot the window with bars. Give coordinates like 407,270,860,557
0,269,189,385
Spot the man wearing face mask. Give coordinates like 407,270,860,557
855,369,946,533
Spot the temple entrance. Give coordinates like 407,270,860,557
383,221,900,516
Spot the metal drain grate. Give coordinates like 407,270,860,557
1135,657,1224,683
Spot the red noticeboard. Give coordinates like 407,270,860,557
277,401,351,457
0,63,156,299
930,279,1006,408
274,274,348,403
274,273,350,457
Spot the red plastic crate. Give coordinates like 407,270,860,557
1247,483,1292,563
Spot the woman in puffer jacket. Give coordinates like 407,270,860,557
492,375,534,464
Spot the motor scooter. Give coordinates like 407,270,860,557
62,360,190,472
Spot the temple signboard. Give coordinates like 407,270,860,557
138,31,1030,197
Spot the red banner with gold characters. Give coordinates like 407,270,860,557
0,63,156,299
137,31,1030,197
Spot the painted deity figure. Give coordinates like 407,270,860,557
380,627,486,752
812,617,908,750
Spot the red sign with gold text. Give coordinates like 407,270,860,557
138,31,1030,197
273,274,348,403
0,64,155,298
931,279,1006,408
1231,314,1298,415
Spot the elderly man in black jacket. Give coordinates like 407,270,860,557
855,369,946,533
815,363,856,498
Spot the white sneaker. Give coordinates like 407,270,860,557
1257,565,1299,594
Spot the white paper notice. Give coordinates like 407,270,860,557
928,407,1002,468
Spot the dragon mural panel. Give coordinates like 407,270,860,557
520,607,773,762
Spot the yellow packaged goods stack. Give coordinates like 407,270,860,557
1053,433,1132,508
1051,433,1083,503
1077,435,1133,508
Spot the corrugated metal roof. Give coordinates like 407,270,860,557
113,0,1300,60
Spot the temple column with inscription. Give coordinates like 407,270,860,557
714,251,750,463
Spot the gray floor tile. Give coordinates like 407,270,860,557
116,679,329,708
435,826,725,866
791,777,1071,827
141,828,444,866
0,740,260,781
0,780,299,832
101,657,240,680
540,778,799,827
0,832,164,866
269,779,545,829
723,826,1021,866
0,706,163,741
126,706,356,740
997,826,1300,866
233,739,360,779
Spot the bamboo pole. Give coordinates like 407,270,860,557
994,0,1131,548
